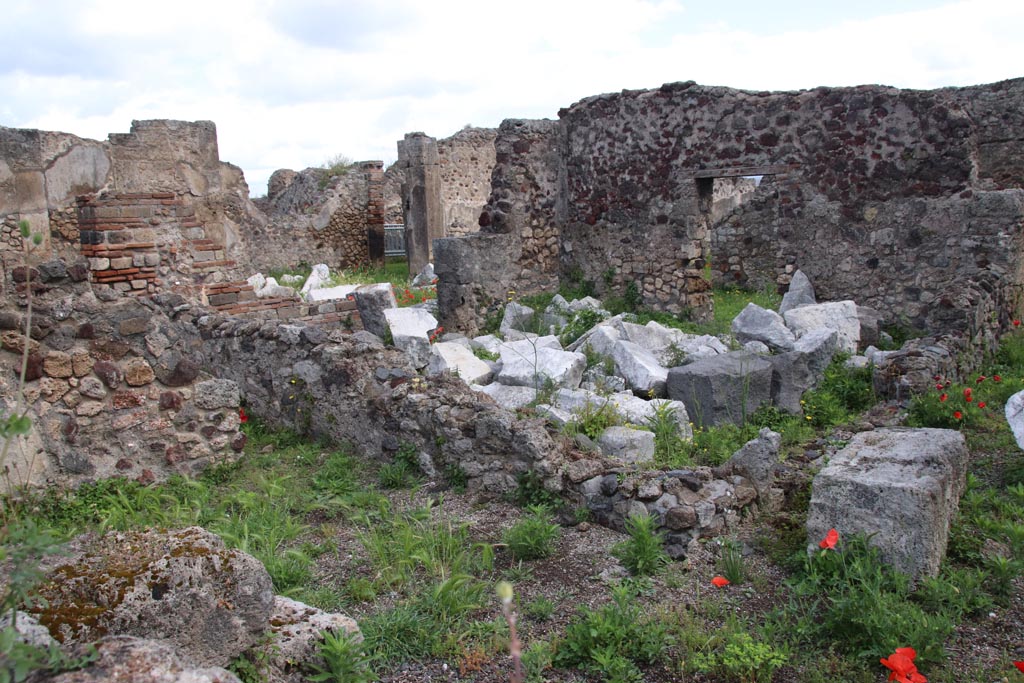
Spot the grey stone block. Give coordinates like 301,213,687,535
806,428,968,579
666,351,772,428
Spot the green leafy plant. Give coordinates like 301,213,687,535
718,538,746,585
523,596,556,622
307,630,380,683
691,630,788,683
646,401,688,466
563,400,623,441
508,470,562,509
612,512,669,576
503,505,560,561
554,583,671,675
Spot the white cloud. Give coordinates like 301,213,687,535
2,0,1021,195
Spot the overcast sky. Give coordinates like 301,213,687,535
3,0,1022,196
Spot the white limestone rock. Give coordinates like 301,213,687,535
783,301,861,354
428,342,493,384
384,307,438,369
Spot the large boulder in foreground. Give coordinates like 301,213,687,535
41,636,242,683
266,596,362,683
31,527,274,667
805,428,968,579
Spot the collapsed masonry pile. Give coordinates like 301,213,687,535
359,269,967,576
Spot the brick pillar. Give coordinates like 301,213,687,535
364,161,386,265
398,133,443,274
77,193,171,295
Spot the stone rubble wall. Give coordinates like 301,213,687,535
252,161,386,272
196,319,566,493
437,127,498,237
444,78,1024,350
1,119,262,290
0,266,246,490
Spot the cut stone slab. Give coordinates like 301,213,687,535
427,342,493,384
666,351,772,428
299,263,330,297
783,300,861,354
471,334,503,355
384,307,438,369
732,302,796,352
805,428,968,579
497,344,586,390
306,283,358,302
500,301,536,336
611,339,668,397
573,325,620,359
354,282,397,338
723,428,781,497
768,328,838,413
411,262,435,287
779,269,816,315
598,426,655,464
474,383,538,411
550,388,692,441
1005,389,1024,451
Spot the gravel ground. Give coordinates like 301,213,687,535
309,426,1023,683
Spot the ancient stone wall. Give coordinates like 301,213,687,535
437,128,497,237
398,128,497,275
255,162,386,272
197,319,566,493
435,120,562,335
447,78,1024,346
0,120,259,286
0,266,245,491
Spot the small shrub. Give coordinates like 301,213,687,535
554,583,672,673
559,309,606,346
564,400,623,441
307,629,376,683
612,512,669,576
691,630,788,683
503,505,560,560
524,596,556,622
472,347,499,362
508,470,562,509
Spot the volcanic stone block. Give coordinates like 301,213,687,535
783,300,861,354
805,428,967,579
731,303,796,352
666,351,772,428
354,283,397,338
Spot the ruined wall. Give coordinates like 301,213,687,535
254,162,386,272
0,266,245,490
437,127,497,237
382,162,404,223
436,120,562,335
0,119,260,286
198,319,565,493
448,78,1024,343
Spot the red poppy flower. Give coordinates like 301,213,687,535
819,528,839,550
932,375,941,381
881,648,927,683
934,383,943,390
1014,661,1024,673
711,576,730,588
963,387,972,399
978,401,986,409
976,375,986,383
965,395,973,403
954,411,963,420
939,393,947,403
239,407,248,424
993,375,1002,382
1015,319,1021,327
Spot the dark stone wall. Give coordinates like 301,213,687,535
451,78,1024,345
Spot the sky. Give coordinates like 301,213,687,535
2,0,1022,197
